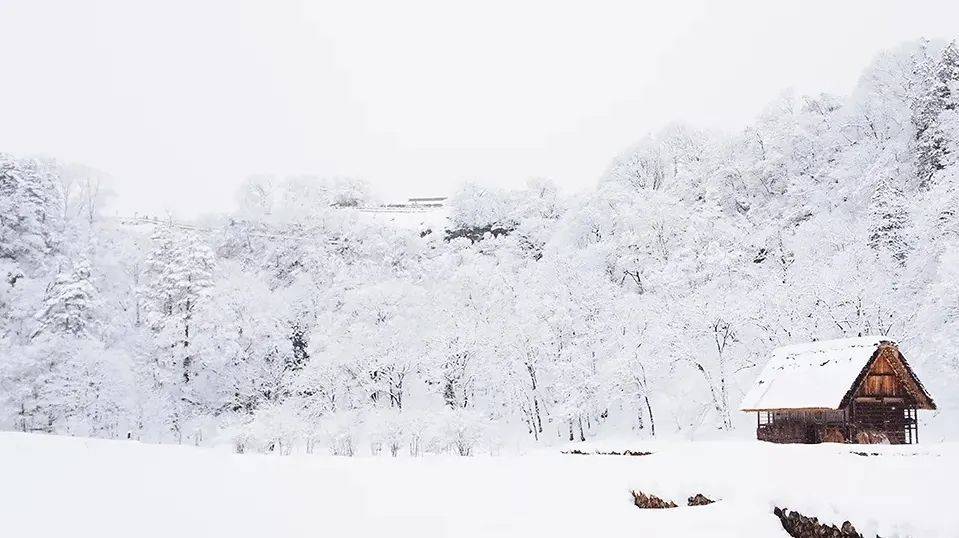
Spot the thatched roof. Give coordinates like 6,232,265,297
740,336,936,411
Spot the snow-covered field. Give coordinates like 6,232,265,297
1,433,956,537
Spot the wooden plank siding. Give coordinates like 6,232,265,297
859,348,906,398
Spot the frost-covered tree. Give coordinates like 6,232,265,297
140,227,216,438
237,175,276,219
867,176,910,264
144,229,216,360
0,155,64,269
914,41,959,189
329,177,372,208
33,260,96,337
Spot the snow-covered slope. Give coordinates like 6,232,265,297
1,433,956,537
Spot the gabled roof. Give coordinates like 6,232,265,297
740,336,935,411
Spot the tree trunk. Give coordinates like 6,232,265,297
644,394,656,437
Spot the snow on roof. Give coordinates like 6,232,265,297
740,336,888,411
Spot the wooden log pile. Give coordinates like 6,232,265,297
854,430,890,444
819,426,846,443
686,494,715,506
632,491,677,509
631,491,716,509
774,507,866,538
562,449,652,456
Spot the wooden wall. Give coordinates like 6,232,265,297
857,348,906,398
757,409,847,444
850,402,910,444
849,347,917,444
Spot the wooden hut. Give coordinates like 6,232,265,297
740,337,936,444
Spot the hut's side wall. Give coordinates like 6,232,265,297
757,410,847,444
850,402,910,444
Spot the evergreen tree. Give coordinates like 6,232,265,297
286,321,309,372
937,179,959,239
868,176,910,264
144,228,216,383
0,155,64,267
33,260,96,337
144,226,178,323
914,41,959,189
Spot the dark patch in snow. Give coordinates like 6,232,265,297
444,224,513,243
631,490,717,509
774,507,867,538
6,271,23,286
849,450,935,458
631,491,677,509
686,494,715,506
563,449,652,456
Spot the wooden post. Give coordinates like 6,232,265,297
903,405,912,445
842,407,849,441
850,400,856,441
915,406,919,444
910,406,914,444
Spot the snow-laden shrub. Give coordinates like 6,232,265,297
403,411,430,457
180,414,219,447
228,403,302,454
437,409,487,456
365,408,405,457
320,411,360,456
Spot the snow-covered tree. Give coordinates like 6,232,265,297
33,260,96,337
0,154,64,269
914,41,959,189
867,175,910,264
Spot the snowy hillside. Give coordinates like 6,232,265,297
1,433,956,537
2,38,959,452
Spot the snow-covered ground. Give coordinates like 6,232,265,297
1,433,956,537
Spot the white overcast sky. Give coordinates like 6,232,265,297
1,1,957,217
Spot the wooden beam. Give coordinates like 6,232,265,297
854,396,906,403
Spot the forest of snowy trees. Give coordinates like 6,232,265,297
1,39,958,454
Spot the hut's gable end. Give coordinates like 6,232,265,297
843,345,937,410
859,348,906,398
